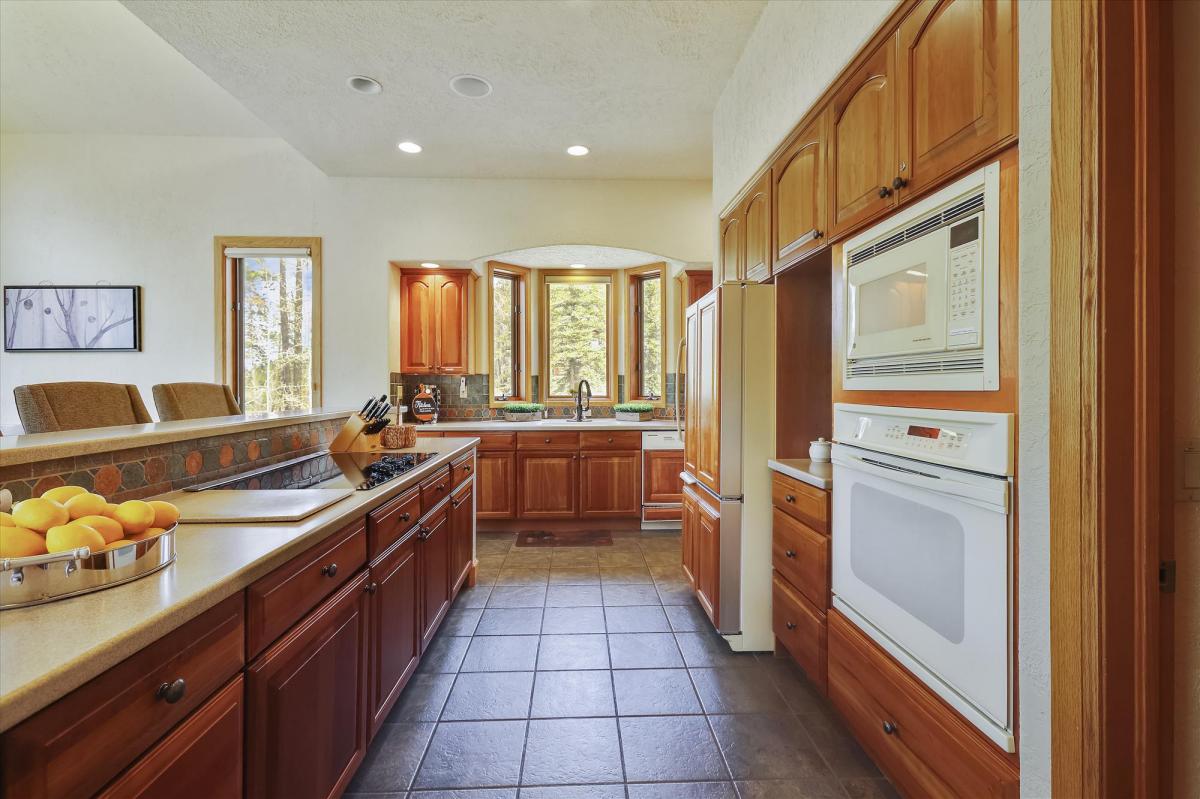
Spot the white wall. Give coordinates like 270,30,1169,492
0,133,711,426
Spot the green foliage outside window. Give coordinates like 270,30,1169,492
240,257,313,414
546,281,609,397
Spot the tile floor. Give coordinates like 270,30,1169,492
347,531,898,799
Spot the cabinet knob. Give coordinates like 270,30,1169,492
463,465,472,473
321,563,338,578
544,437,551,443
156,678,187,704
607,437,614,443
785,621,797,630
878,186,893,198
814,230,824,240
883,720,898,736
419,527,430,540
365,581,378,594
785,495,795,504
400,512,411,522
436,483,445,492
785,549,797,558
451,498,460,508
892,176,908,191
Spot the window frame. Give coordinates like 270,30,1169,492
214,236,323,411
626,263,667,406
486,261,532,405
538,268,619,404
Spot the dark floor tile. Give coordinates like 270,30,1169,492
596,551,645,568
442,608,484,636
505,550,553,567
477,554,508,570
840,778,901,799
648,564,688,582
495,568,549,587
441,671,535,720
346,722,433,792
550,548,600,566
546,585,603,606
674,632,759,669
690,667,789,715
542,605,606,634
619,715,729,782
708,714,837,784
521,717,624,785
548,567,602,585
454,585,493,609
537,633,610,670
655,581,697,605
800,719,882,780
487,586,548,608
386,673,455,722
609,633,684,669
599,566,653,585
519,786,624,798
419,635,472,674
530,670,616,718
409,789,516,798
476,608,544,636
664,603,710,632
461,635,540,672
602,584,662,606
626,783,736,799
611,668,702,715
735,780,844,799
604,605,670,633
413,720,527,789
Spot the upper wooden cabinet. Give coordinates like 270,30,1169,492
896,0,1017,196
741,171,772,283
718,214,742,282
400,271,469,374
773,111,828,271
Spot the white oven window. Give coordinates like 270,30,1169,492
858,265,929,336
849,482,965,643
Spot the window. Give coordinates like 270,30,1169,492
539,270,616,401
627,264,666,402
216,237,322,414
487,262,530,403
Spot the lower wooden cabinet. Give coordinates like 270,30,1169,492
449,481,475,594
773,573,827,692
643,449,684,505
245,573,370,799
681,488,698,586
476,450,516,519
683,483,721,628
418,504,452,652
516,451,579,518
98,676,244,799
578,450,640,518
367,534,419,740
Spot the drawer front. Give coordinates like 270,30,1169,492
246,519,367,658
517,431,580,450
476,432,516,451
579,430,641,450
771,473,829,533
828,611,1019,799
451,451,476,489
2,594,245,799
367,486,420,560
643,505,682,522
416,431,443,437
772,509,829,608
772,573,827,692
420,466,453,514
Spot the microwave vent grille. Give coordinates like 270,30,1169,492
847,191,986,267
846,352,986,378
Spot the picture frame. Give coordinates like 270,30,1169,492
3,285,142,352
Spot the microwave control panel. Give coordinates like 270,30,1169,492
948,216,982,348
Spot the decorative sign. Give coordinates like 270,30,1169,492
411,384,439,423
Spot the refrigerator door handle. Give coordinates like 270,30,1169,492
680,471,699,486
675,338,686,439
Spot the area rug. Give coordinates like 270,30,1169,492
514,530,613,547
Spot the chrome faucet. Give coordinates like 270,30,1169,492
574,380,592,422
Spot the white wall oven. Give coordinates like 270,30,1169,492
843,162,1000,391
831,403,1015,752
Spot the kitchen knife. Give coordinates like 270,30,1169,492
362,397,381,419
359,397,374,418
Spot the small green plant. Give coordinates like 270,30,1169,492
614,402,654,413
503,402,545,413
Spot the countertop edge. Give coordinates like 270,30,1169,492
767,458,834,490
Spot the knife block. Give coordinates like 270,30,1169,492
329,415,371,452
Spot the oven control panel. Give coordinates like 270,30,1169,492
834,403,1014,476
882,423,971,453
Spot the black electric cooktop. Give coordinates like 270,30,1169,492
186,450,438,492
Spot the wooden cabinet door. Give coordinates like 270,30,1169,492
476,450,516,519
681,487,697,586
683,305,701,480
98,677,244,799
829,40,899,236
694,292,721,494
579,450,640,518
897,0,1016,196
435,273,468,374
643,449,684,505
719,213,742,282
517,451,578,518
450,482,474,593
367,536,419,740
694,487,721,628
401,274,438,373
418,508,452,651
773,111,828,271
742,171,772,283
246,574,369,799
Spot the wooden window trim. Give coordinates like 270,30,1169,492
537,268,619,405
213,236,323,409
486,261,531,406
625,263,667,407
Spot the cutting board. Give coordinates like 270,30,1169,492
171,489,354,523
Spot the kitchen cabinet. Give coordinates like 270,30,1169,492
681,485,698,586
686,483,721,628
516,451,579,518
578,450,641,518
773,111,828,271
476,450,517,519
367,535,419,740
246,573,370,799
718,213,742,282
400,271,470,374
643,449,684,505
741,171,772,283
418,505,452,652
449,481,475,594
773,574,827,692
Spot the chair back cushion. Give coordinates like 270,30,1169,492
152,382,241,422
14,382,153,433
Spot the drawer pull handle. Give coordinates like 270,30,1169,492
883,720,898,736
365,582,378,595
156,678,187,704
321,563,339,578
418,527,431,540
544,437,551,443
451,499,460,508
463,465,472,473
785,549,797,558
785,621,797,630
400,512,411,522
785,495,796,503
607,437,614,443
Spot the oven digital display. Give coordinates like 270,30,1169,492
907,425,942,439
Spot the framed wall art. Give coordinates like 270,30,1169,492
3,285,142,352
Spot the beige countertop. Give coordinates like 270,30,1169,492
767,458,833,490
419,418,677,432
0,436,477,733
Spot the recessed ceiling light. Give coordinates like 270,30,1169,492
346,75,382,95
450,74,493,98
398,141,423,154
569,263,587,269
421,262,440,269
566,145,590,157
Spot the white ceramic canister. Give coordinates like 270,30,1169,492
808,437,832,463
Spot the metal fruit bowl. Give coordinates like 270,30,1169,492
0,524,177,610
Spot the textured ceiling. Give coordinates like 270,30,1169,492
122,0,765,179
0,1,273,137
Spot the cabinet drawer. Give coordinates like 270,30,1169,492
579,430,641,450
828,611,1019,799
476,432,516,451
367,486,420,560
451,451,476,489
419,466,452,514
246,520,367,658
772,509,829,608
643,505,682,522
517,431,580,450
772,573,826,692
416,431,443,437
2,594,245,799
771,473,829,533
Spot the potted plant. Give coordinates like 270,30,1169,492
613,402,655,422
502,402,545,422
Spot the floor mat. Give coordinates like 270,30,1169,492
515,530,613,547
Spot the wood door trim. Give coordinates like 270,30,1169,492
485,261,532,405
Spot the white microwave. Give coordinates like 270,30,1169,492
843,162,1000,392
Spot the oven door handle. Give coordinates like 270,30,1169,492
833,453,1008,512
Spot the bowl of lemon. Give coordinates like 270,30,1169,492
0,486,180,609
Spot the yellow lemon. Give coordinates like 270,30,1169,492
102,503,120,518
12,498,69,533
64,492,107,520
104,538,136,552
0,527,48,558
147,500,180,529
40,485,86,504
73,514,125,544
0,511,14,527
128,527,167,542
113,500,155,534
45,523,106,554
